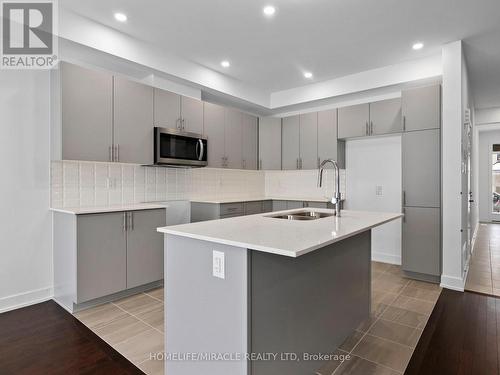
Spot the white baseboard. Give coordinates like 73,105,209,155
372,252,401,265
440,274,465,291
0,287,53,314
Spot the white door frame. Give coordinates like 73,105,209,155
489,139,500,222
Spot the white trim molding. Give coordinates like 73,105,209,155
372,252,401,266
0,287,54,314
440,274,465,292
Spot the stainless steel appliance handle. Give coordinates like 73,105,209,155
196,140,200,159
198,139,205,161
123,212,127,232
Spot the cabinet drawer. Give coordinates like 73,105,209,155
262,200,273,213
220,203,244,216
244,201,263,215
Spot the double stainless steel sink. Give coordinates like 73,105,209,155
266,210,335,221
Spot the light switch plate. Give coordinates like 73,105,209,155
212,250,225,279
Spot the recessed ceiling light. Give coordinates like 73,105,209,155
263,5,276,16
114,13,127,22
221,60,230,68
304,72,313,79
412,42,424,50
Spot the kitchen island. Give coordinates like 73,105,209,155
157,208,402,375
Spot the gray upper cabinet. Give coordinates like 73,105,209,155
370,98,402,135
318,109,342,167
282,115,300,170
181,96,203,134
338,103,370,139
402,206,441,276
153,88,181,129
402,85,441,132
203,102,225,168
113,76,154,164
299,112,318,169
61,62,113,162
259,117,282,170
76,212,127,303
225,108,243,169
403,129,441,208
126,209,166,289
242,113,258,170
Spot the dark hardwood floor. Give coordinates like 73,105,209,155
406,288,500,375
0,300,143,375
2,290,500,374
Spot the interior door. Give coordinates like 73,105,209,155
490,143,500,222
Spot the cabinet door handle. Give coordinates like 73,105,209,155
365,121,369,136
109,146,113,162
123,212,127,232
403,190,406,206
130,212,134,231
370,121,373,135
116,144,120,162
296,158,299,169
182,118,186,131
300,158,303,169
403,116,406,132
402,208,406,223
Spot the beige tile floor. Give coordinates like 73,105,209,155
465,223,500,296
75,262,441,375
74,288,165,375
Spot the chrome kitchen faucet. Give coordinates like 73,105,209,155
317,159,342,217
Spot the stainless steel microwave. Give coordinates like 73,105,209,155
154,127,208,167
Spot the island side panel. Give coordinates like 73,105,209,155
250,230,371,375
165,235,250,375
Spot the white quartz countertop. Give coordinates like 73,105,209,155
158,209,403,257
50,203,168,215
190,196,331,204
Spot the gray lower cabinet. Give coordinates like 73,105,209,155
73,209,165,304
259,117,282,170
282,115,300,170
337,103,370,139
402,85,441,131
402,207,441,277
370,98,402,135
77,212,127,303
61,62,113,162
126,209,166,289
402,129,441,208
244,201,265,215
272,200,288,211
113,76,154,164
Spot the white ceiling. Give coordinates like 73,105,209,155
60,0,500,108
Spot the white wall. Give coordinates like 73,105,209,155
441,40,472,291
345,136,402,264
0,71,52,313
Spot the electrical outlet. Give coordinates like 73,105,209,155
212,250,225,279
375,185,383,196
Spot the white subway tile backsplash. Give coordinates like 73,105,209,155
51,161,344,209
